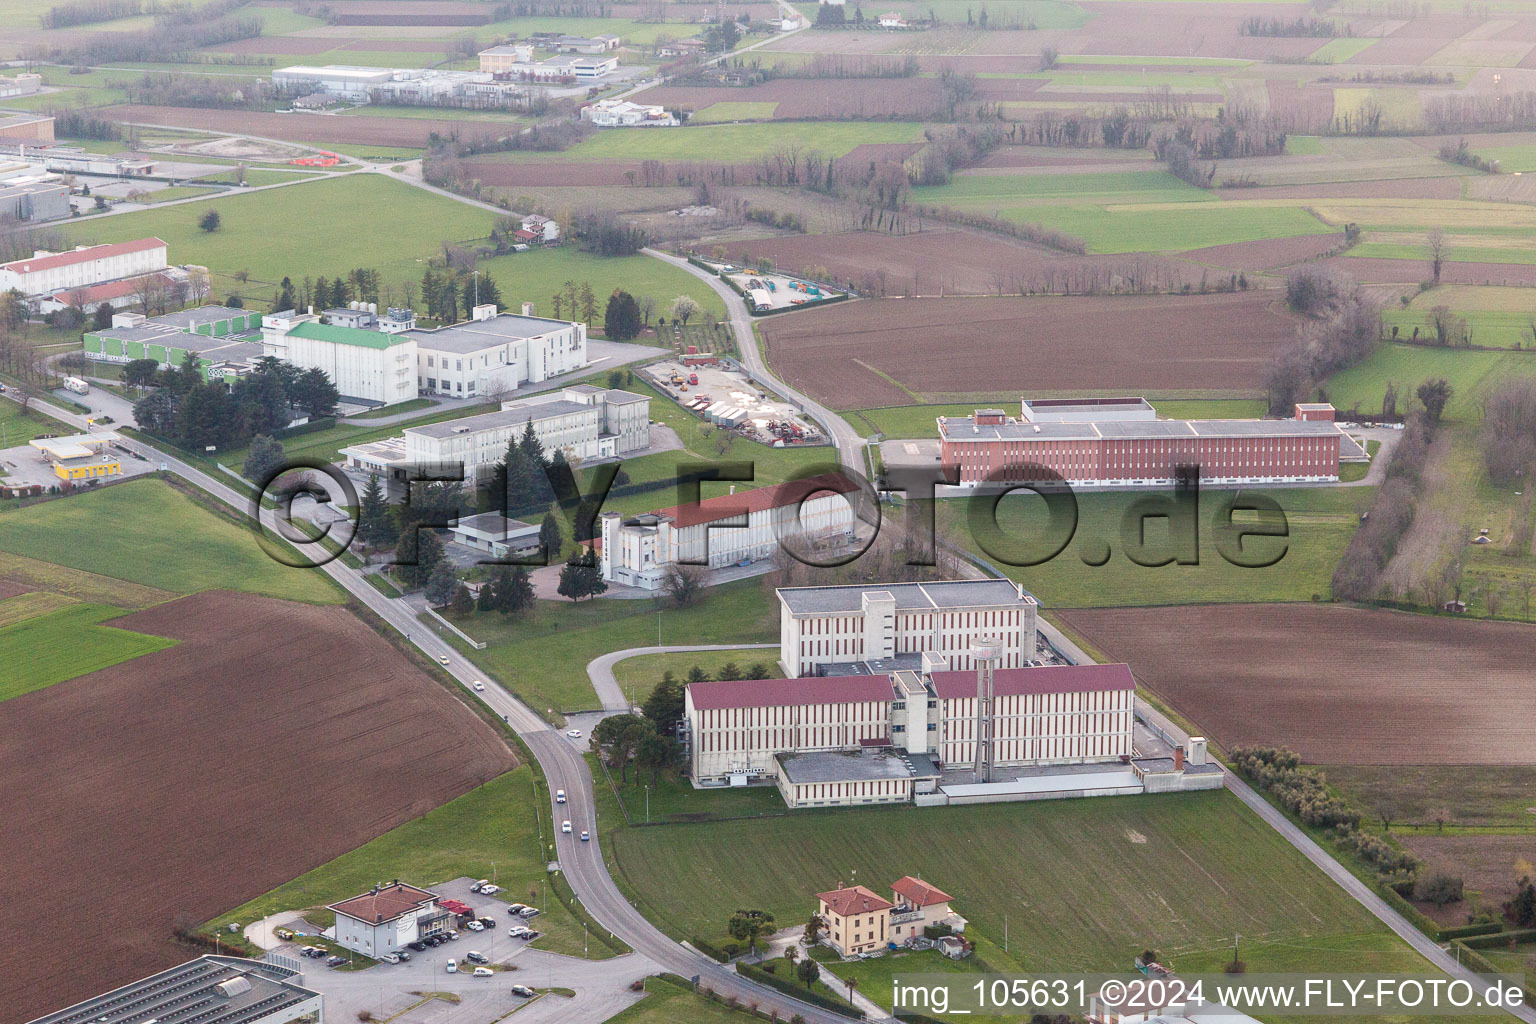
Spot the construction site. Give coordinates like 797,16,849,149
641,354,826,448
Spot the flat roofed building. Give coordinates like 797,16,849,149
600,472,859,590
939,399,1354,487
817,885,892,956
778,578,1037,678
1021,396,1155,423
0,112,53,141
411,306,586,399
449,512,541,559
0,237,167,297
274,64,394,97
0,175,68,223
262,310,416,406
330,880,449,957
25,955,322,1024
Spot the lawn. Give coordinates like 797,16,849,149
0,602,176,701
608,647,781,699
690,101,780,123
478,247,727,327
1382,286,1536,349
589,752,786,826
816,947,984,1015
500,121,927,163
207,767,610,960
56,173,501,297
0,399,74,445
1324,344,1536,422
1022,203,1334,254
607,975,761,1024
934,484,1371,608
0,477,342,603
439,578,778,713
608,789,1429,979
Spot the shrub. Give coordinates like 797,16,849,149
1416,873,1465,906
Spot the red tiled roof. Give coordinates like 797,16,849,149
819,885,893,918
51,272,169,303
892,876,952,907
929,662,1135,700
651,472,859,530
2,237,166,275
328,882,436,924
687,673,894,711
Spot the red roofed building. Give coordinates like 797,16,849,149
599,473,859,590
889,876,966,941
328,881,450,957
37,272,172,314
817,885,893,956
0,237,167,297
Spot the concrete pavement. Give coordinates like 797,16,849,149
586,643,778,711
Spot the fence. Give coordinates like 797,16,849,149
426,606,486,650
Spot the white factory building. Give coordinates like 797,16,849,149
411,305,587,398
262,308,417,406
274,63,394,98
329,881,452,958
778,578,1038,678
599,473,859,590
25,956,323,1024
0,237,167,297
581,99,678,127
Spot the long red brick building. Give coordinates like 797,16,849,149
937,397,1364,487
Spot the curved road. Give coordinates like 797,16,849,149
586,643,778,710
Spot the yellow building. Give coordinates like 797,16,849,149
29,432,122,481
817,885,892,956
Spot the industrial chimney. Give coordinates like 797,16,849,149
970,639,1003,783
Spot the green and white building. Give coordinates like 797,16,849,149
261,309,416,406
83,305,265,381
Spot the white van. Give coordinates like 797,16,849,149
446,959,457,974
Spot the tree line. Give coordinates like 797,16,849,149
134,354,339,451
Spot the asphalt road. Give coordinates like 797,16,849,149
585,642,779,711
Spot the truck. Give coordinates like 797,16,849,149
63,376,90,395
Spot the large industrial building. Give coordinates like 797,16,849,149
0,237,167,298
935,398,1365,488
273,64,394,98
599,473,860,590
86,306,266,380
682,579,1222,808
340,383,651,491
25,955,322,1024
779,578,1037,678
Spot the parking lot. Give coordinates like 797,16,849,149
641,358,825,447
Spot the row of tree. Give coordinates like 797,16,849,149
134,354,339,451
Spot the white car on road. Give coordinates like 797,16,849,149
561,819,572,833
555,789,566,803
472,680,485,691
565,729,582,738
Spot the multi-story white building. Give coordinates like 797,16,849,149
412,304,586,399
778,579,1037,678
0,237,167,297
581,99,678,127
261,309,417,406
328,881,452,957
599,473,859,590
273,64,393,98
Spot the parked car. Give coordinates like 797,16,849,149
447,930,460,940
519,907,541,919
408,941,427,951
522,930,540,939
470,880,486,892
561,820,572,834
473,967,494,978
580,830,590,842
477,916,496,928
466,951,489,965
326,956,346,967
466,920,484,932
396,950,411,961
480,883,500,895
446,958,456,973
511,985,535,997
509,926,530,938
507,903,527,913
274,928,294,941
555,789,566,803
379,953,399,965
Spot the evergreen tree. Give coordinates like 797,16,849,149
451,583,475,614
243,434,285,484
394,528,446,590
557,550,606,601
603,290,642,340
357,473,397,548
519,417,546,470
425,559,458,607
505,566,535,615
578,281,596,325
91,301,114,330
539,511,563,561
292,367,340,419
642,671,685,737
476,579,496,612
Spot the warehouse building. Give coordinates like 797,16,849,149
581,99,678,127
936,398,1364,488
449,512,542,559
410,304,587,398
0,237,167,297
0,172,68,222
0,112,52,141
261,309,416,406
778,578,1037,678
86,306,265,379
599,472,860,590
330,880,450,958
274,64,393,98
25,955,322,1024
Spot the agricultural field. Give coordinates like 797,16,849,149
608,789,1436,991
0,589,516,1021
56,173,500,302
479,246,727,327
0,601,176,701
1380,286,1536,349
938,484,1371,608
483,121,929,164
1056,603,1536,764
0,478,340,603
760,291,1302,409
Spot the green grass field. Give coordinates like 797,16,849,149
1324,344,1536,421
0,602,176,701
934,484,1370,608
440,578,778,713
1380,286,1536,349
608,647,781,698
0,478,341,603
58,174,500,297
0,399,73,445
207,767,607,960
590,752,786,825
499,121,926,164
0,590,76,628
689,102,781,123
607,976,758,1024
1310,37,1380,63
608,789,1428,979
479,248,727,327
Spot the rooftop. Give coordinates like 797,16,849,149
408,399,593,440
928,662,1135,700
777,578,1028,616
818,885,894,918
938,414,1350,443
287,319,411,350
1021,396,1154,421
274,64,395,80
329,881,436,924
777,748,932,785
892,876,953,907
407,312,577,354
1,237,165,276
25,955,320,1024
149,304,249,330
453,511,539,536
687,673,895,711
649,472,859,530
